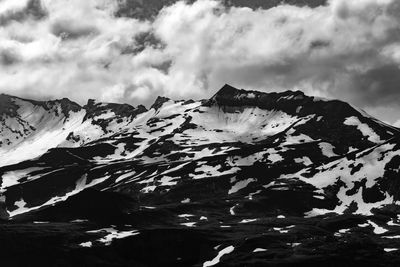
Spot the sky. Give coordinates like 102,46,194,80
1,0,400,125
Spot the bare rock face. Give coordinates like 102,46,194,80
0,94,23,118
0,195,9,220
0,85,400,266
150,96,171,110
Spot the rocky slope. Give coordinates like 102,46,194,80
1,84,400,266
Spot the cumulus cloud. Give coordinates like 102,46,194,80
0,0,47,26
0,0,151,102
0,0,400,123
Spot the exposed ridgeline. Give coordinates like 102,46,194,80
0,94,147,167
1,85,400,266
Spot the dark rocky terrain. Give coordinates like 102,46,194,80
1,84,400,266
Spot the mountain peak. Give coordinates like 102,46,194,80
151,96,171,110
215,83,240,96
209,84,249,104
211,84,308,102
209,84,309,109
83,99,147,121
85,99,97,108
46,97,82,117
0,93,82,118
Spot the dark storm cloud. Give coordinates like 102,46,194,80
309,40,331,50
345,65,400,106
0,49,20,66
0,0,47,26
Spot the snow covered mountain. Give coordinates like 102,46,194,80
1,84,400,266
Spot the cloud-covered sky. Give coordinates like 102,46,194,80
1,0,400,124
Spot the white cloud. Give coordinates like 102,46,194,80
0,0,151,103
0,0,400,123
0,0,30,14
142,0,400,112
394,120,400,128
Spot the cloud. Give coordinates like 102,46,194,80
0,0,151,102
394,120,400,128
0,0,47,26
50,19,99,40
0,0,400,124
134,0,400,112
0,47,21,65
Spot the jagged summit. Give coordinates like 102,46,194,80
210,84,309,107
208,84,358,119
213,83,240,96
0,93,82,118
151,96,170,110
83,99,147,121
212,83,306,98
47,97,82,117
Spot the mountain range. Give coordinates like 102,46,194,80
1,84,400,266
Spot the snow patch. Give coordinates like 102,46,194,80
203,245,235,267
228,178,256,194
253,248,267,252
319,142,338,157
87,228,139,245
79,241,92,248
344,116,382,143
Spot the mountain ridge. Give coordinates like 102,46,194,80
1,84,391,123
1,84,400,266
0,84,397,167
